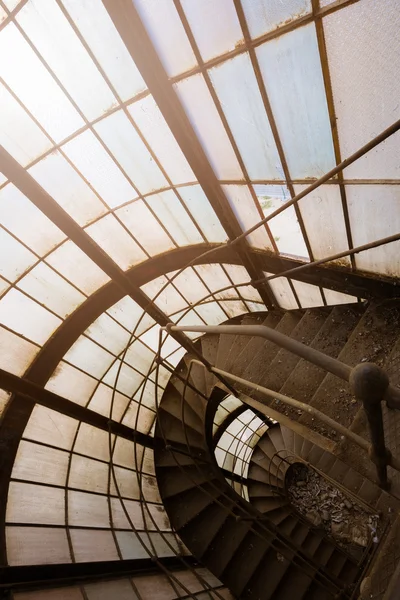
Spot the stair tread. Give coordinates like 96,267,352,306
179,498,231,558
222,531,270,595
245,546,293,600
203,517,253,576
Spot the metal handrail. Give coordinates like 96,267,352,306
164,323,399,489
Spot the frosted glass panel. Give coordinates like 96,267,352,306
129,96,195,185
46,241,110,295
209,52,282,180
347,185,400,276
146,190,203,246
296,184,350,263
133,0,197,77
45,362,97,406
257,24,335,178
12,440,69,486
86,214,147,270
70,529,119,562
23,406,78,450
7,527,71,566
324,289,357,305
61,0,147,101
242,0,311,39
0,227,37,282
30,152,107,227
254,184,308,258
107,296,155,336
194,264,235,297
117,201,174,255
0,289,61,344
85,313,130,356
142,276,188,315
0,184,65,255
172,269,209,305
175,74,243,180
17,1,117,120
223,185,272,250
18,262,85,318
94,110,168,194
0,24,84,142
69,490,109,526
0,82,52,166
62,130,136,209
292,280,323,308
264,273,298,310
195,302,226,325
324,0,400,178
178,185,227,243
7,482,64,525
0,326,39,376
64,336,114,379
181,0,243,61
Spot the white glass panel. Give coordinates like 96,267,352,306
141,474,161,503
0,227,37,282
110,465,140,500
112,438,136,470
145,532,179,557
86,314,130,356
103,361,144,397
69,455,109,494
171,268,209,305
209,52,282,180
324,0,400,178
193,264,235,298
3,0,21,9
263,273,298,310
64,336,114,379
223,185,272,250
254,184,308,258
17,1,117,120
69,490,109,526
17,262,85,318
175,74,243,180
133,0,197,77
6,527,71,566
94,110,168,194
30,152,107,227
110,497,144,531
61,0,146,101
220,300,248,318
195,302,226,325
7,481,64,525
295,184,349,263
70,529,119,562
146,190,204,246
347,185,400,276
0,82,52,166
0,172,7,185
144,503,171,531
0,184,65,255
257,23,335,178
0,23,84,142
62,130,136,209
88,384,129,422
45,362,97,406
122,403,155,434
292,280,323,308
12,440,69,486
141,276,188,315
108,297,154,336
0,289,61,345
178,185,227,243
86,214,147,270
324,289,357,305
117,201,174,256
133,573,175,599
0,277,8,295
242,0,311,39
74,424,111,461
46,241,110,295
181,0,243,61
23,406,78,450
115,531,149,560
15,588,83,600
125,339,155,374
129,96,195,185
85,579,137,600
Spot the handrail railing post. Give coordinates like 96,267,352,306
350,363,391,490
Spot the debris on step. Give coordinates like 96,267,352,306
286,463,380,552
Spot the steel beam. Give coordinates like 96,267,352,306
101,0,276,309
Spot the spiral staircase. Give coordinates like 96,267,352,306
155,301,400,599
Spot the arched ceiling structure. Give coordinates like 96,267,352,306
0,0,399,595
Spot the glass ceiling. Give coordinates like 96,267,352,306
0,0,399,574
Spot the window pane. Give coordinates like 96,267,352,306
242,0,311,39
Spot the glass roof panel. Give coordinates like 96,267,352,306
146,190,204,247
0,23,84,141
181,0,243,62
61,0,147,102
29,151,108,227
223,185,272,250
175,73,244,180
0,227,37,282
178,185,227,243
263,272,298,310
209,52,282,180
292,280,324,308
0,82,52,166
242,0,311,39
128,96,195,185
0,326,40,376
16,1,117,121
324,0,400,179
257,23,335,178
133,0,197,77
